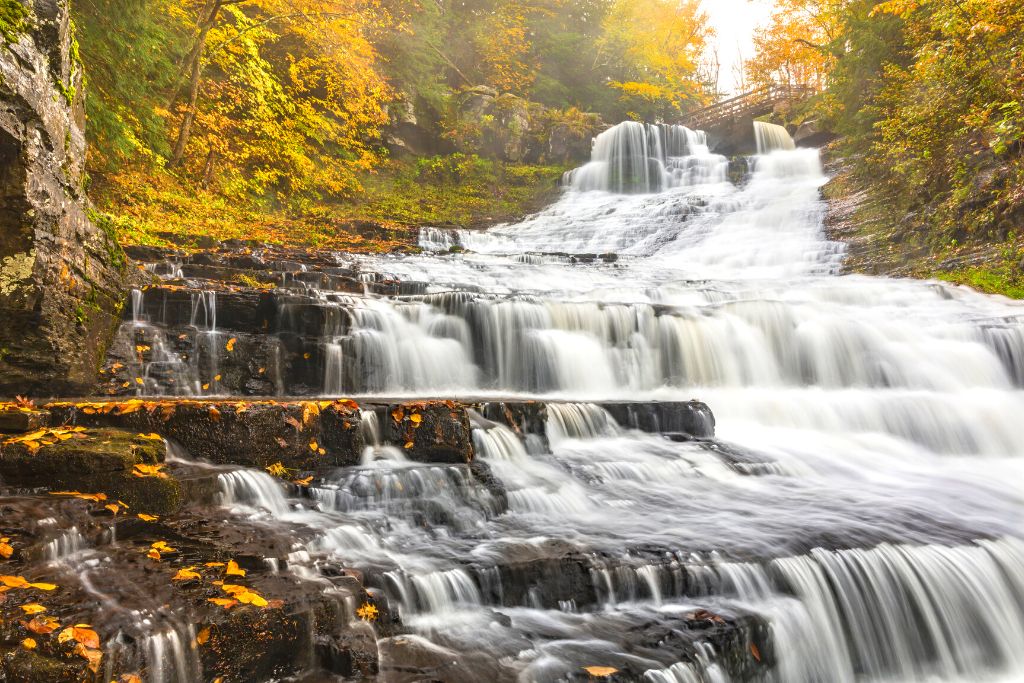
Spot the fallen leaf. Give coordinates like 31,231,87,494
204,562,225,568
20,603,46,614
208,597,237,609
139,433,163,441
135,377,144,385
403,441,414,449
750,643,762,662
104,503,122,515
73,642,102,673
308,440,318,452
172,567,202,581
583,666,618,678
21,637,36,650
225,560,245,577
0,537,12,559
391,408,404,422
120,674,143,683
356,602,378,621
137,513,159,522
196,626,211,645
409,413,423,426
132,463,168,479
24,614,60,634
209,407,221,422
225,338,237,352
293,476,313,486
214,374,222,382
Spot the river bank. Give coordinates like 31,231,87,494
822,145,1024,299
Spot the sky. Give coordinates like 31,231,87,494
701,0,777,94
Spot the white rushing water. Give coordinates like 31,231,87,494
203,122,1024,681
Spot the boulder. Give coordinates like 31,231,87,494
0,0,130,397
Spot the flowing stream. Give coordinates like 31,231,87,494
174,122,1024,680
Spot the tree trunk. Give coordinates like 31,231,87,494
168,0,226,168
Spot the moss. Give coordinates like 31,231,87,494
933,265,1024,299
0,0,29,44
86,208,129,272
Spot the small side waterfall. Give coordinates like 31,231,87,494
754,120,797,154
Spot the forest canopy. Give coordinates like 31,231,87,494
74,0,715,217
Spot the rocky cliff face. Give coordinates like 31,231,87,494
0,0,128,397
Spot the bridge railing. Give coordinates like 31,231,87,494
681,84,816,130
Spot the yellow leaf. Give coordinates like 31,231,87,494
403,441,414,449
214,374,222,382
0,575,29,588
409,413,423,426
196,626,211,645
225,560,246,577
356,602,378,621
202,383,210,390
132,463,168,479
293,476,313,486
135,377,144,385
204,562,225,567
147,549,161,561
139,433,163,441
0,538,12,559
137,513,159,522
308,440,318,451
583,666,618,678
225,338,237,352
21,637,36,650
172,567,202,581
151,541,176,553
104,504,121,515
28,582,57,591
20,603,46,614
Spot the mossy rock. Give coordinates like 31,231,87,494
0,647,85,682
0,428,185,514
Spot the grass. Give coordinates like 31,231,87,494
932,264,1024,299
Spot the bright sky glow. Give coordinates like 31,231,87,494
701,0,776,95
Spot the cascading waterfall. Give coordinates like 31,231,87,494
131,118,1024,682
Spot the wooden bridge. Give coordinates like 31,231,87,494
679,84,817,153
681,84,816,130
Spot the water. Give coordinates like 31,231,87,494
140,120,1024,680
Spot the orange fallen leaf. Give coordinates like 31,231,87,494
750,643,762,662
225,338,237,352
209,407,221,422
21,637,36,650
403,441,414,449
204,562,225,568
49,491,107,502
293,476,313,486
196,626,211,645
0,537,12,559
308,440,319,452
73,642,102,673
409,413,423,426
225,560,246,577
583,666,618,678
24,614,60,634
137,513,159,522
208,597,237,609
172,567,202,581
20,603,46,614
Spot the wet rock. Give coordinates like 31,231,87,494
47,399,365,470
0,0,130,397
602,400,715,438
379,401,474,464
0,407,48,433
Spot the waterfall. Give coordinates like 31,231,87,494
118,119,1024,682
754,120,797,154
566,121,727,194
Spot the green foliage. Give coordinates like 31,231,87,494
350,155,568,227
0,0,29,43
